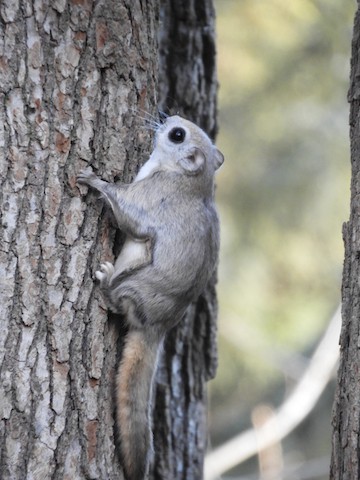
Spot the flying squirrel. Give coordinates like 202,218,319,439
77,115,224,480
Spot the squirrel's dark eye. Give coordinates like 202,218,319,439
168,127,186,143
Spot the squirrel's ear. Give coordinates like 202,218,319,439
178,147,205,175
213,148,224,170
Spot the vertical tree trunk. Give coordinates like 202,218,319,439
0,1,158,478
331,5,360,479
158,0,218,137
0,0,219,479
153,2,219,479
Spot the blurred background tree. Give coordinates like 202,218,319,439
209,1,355,478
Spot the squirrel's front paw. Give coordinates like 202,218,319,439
77,167,97,186
95,262,115,287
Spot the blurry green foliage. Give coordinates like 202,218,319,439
211,0,355,454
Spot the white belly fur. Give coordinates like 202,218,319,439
112,155,155,277
114,237,150,276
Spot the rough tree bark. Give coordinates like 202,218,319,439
154,1,219,479
331,4,360,480
0,1,219,479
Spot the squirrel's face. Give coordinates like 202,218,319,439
153,115,224,177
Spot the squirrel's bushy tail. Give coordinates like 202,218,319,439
116,329,161,480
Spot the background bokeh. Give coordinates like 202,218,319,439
209,1,355,478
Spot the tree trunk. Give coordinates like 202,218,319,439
330,5,360,480
0,1,218,479
153,2,219,479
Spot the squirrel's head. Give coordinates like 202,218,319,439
152,115,224,177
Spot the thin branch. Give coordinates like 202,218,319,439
204,305,341,480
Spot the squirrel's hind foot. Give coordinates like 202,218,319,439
95,261,115,287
